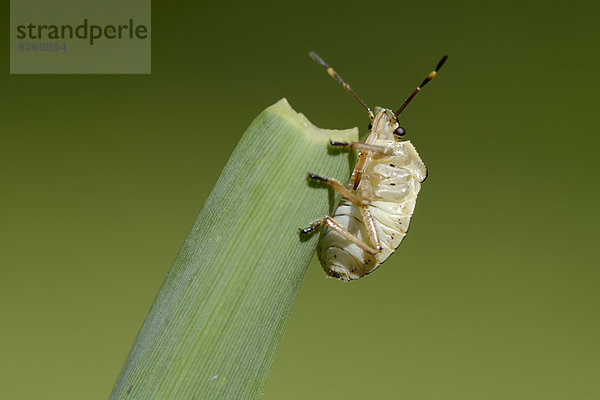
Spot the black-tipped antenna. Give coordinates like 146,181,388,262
309,51,374,120
394,55,448,117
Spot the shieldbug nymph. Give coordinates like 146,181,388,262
300,51,447,281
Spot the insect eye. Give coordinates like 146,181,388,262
393,126,406,137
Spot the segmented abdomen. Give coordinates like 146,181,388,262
317,140,427,281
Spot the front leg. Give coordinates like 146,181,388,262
329,140,394,155
329,140,394,189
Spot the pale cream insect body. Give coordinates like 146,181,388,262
301,52,446,281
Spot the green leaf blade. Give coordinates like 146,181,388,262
110,98,358,399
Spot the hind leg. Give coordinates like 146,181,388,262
299,216,380,255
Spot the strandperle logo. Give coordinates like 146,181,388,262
15,19,149,46
11,0,151,74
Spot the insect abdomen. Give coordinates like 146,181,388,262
317,200,377,280
317,141,426,281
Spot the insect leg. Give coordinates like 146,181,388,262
299,216,380,255
352,152,368,190
329,140,394,155
307,172,369,207
360,206,382,252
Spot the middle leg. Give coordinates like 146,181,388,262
307,173,370,207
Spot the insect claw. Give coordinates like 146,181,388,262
299,218,325,235
307,172,327,182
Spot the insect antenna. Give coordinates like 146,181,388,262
394,55,448,117
309,51,375,120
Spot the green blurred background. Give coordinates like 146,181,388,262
2,0,599,399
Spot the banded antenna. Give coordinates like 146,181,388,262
309,51,374,120
395,55,448,117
